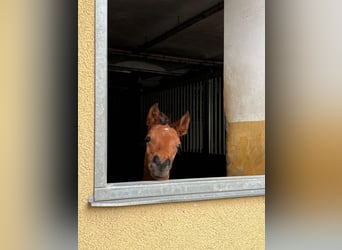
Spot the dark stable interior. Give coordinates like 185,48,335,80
107,69,227,182
107,0,226,182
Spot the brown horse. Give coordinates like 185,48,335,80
143,103,190,180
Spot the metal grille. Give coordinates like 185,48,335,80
141,74,226,155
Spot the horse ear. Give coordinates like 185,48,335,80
146,103,161,128
146,103,171,128
173,111,190,137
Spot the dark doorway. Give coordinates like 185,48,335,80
107,0,225,182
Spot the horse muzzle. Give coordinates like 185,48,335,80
149,155,172,179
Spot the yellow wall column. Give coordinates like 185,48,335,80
224,0,265,176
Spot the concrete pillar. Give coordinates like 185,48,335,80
224,0,265,175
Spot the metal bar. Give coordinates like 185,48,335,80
191,81,195,152
209,79,213,153
213,76,219,154
199,81,203,152
90,189,265,207
135,1,224,52
91,175,265,206
186,83,190,151
94,0,108,188
196,81,199,152
218,76,224,155
109,48,223,67
184,83,187,151
108,64,183,76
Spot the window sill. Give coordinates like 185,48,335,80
89,175,265,207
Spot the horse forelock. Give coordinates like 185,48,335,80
159,112,170,125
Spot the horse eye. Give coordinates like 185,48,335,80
145,136,151,143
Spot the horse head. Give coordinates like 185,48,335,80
143,103,190,180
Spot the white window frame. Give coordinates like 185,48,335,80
89,0,264,207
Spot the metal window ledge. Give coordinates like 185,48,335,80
89,175,265,207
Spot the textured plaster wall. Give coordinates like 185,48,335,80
79,0,265,249
224,0,265,122
227,121,265,176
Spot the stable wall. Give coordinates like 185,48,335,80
79,0,265,249
224,0,265,176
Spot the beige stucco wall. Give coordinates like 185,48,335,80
78,0,265,249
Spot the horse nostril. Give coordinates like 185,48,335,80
152,155,161,164
160,158,171,170
152,156,171,169
164,158,171,166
